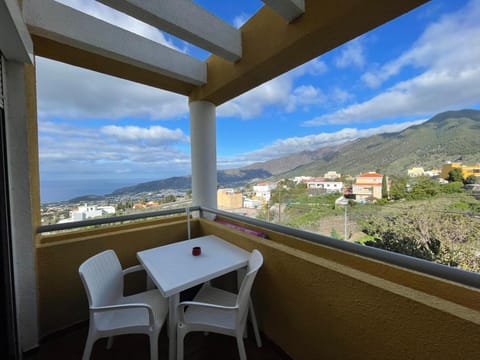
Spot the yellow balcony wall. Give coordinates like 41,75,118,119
36,216,480,359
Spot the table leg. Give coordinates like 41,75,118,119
168,293,179,360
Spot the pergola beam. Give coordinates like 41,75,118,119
261,0,305,22
97,0,242,62
23,0,206,86
0,0,33,63
189,0,430,106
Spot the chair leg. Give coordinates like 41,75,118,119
249,298,262,348
177,323,186,360
149,331,159,360
236,334,247,360
81,333,95,360
106,336,114,349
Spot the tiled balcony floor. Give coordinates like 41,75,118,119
24,322,292,360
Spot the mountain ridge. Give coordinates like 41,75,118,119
81,109,479,200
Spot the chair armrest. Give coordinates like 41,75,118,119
122,264,144,276
178,301,237,311
177,301,238,323
90,303,155,325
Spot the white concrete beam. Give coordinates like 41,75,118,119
97,0,241,62
0,0,33,63
23,0,206,86
262,0,305,22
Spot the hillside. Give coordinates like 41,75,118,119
108,109,480,196
281,109,480,178
111,169,272,195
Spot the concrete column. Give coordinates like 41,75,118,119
4,59,39,352
189,100,217,210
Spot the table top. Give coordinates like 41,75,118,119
137,235,250,297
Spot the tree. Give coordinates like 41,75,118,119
464,175,478,185
406,177,440,200
389,177,407,200
165,194,176,203
381,175,388,199
447,168,464,183
442,181,463,194
359,208,480,272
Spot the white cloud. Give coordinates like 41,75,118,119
301,58,329,75
39,121,191,180
286,85,326,112
218,74,293,119
362,0,480,88
306,63,480,126
335,38,365,69
331,87,354,104
233,13,250,28
307,0,480,126
220,120,426,164
218,57,328,118
101,125,189,144
36,57,188,120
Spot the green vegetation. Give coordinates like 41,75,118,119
360,209,480,272
258,177,480,273
447,168,464,182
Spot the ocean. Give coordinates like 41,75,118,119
40,179,141,204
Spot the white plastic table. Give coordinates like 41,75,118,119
137,235,250,360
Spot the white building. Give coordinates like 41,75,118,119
243,197,262,209
253,181,277,202
324,171,341,180
292,176,313,184
59,204,116,223
306,181,343,193
407,167,425,177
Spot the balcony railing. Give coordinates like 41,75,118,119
34,207,480,359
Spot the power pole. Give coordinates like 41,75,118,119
344,205,348,240
278,188,281,223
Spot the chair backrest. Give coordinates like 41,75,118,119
236,249,263,325
79,250,124,308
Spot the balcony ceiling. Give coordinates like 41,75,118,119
23,0,429,105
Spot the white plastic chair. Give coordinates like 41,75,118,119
176,249,263,360
79,249,168,360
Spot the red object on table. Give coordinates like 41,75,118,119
192,246,201,256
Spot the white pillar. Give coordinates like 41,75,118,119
189,101,217,209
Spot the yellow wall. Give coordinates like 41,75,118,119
441,162,480,179
463,164,480,178
36,217,480,359
198,218,480,360
217,189,243,209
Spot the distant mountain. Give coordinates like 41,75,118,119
283,109,480,178
110,169,272,195
240,144,346,176
108,109,480,196
111,176,192,195
68,194,106,202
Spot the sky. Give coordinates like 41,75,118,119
37,0,480,202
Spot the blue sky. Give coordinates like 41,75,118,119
37,0,480,202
